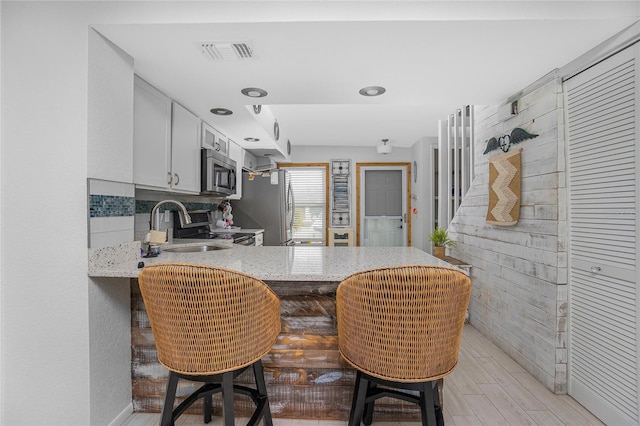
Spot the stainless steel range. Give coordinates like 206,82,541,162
172,210,258,245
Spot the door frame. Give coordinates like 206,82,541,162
355,162,411,246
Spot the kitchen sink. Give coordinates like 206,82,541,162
163,245,229,253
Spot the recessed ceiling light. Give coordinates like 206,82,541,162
210,108,233,116
241,87,268,98
359,86,386,97
244,137,260,142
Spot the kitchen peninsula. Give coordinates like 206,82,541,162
90,243,462,420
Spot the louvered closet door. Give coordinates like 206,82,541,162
565,44,639,426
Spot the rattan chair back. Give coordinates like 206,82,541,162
138,262,281,376
337,265,471,383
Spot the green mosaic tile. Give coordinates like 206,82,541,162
89,195,135,218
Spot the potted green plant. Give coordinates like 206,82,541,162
429,227,456,259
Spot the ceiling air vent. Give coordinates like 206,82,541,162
199,42,255,61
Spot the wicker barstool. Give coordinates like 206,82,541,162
337,265,471,426
138,263,281,426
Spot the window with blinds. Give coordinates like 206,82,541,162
283,166,328,244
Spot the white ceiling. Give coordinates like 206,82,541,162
95,2,638,156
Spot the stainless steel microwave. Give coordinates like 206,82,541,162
201,148,237,196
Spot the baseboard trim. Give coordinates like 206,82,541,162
109,403,133,426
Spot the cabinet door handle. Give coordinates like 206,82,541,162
591,266,602,273
174,173,180,185
167,172,172,185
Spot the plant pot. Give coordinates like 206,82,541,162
433,245,445,259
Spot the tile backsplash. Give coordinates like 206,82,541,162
88,182,225,246
90,194,135,217
135,200,219,214
88,179,135,248
134,193,222,241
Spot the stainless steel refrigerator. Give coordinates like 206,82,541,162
231,170,295,246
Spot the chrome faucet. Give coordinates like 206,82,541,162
150,200,192,231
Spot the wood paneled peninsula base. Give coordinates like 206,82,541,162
91,244,459,420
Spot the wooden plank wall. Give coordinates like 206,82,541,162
448,77,568,393
131,279,422,420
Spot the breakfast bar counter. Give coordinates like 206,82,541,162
89,241,455,282
89,243,462,420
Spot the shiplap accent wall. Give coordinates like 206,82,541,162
448,76,568,393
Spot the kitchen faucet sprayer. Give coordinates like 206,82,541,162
150,200,192,231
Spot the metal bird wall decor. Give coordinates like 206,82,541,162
483,128,538,154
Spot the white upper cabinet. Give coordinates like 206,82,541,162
133,76,201,194
226,139,244,200
133,76,172,189
243,150,257,171
202,121,227,154
170,102,201,193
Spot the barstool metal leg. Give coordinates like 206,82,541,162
433,381,444,426
221,372,235,426
161,372,179,426
363,381,376,426
349,371,369,426
253,360,273,426
203,392,212,424
419,381,438,426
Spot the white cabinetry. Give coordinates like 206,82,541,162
133,76,201,194
133,76,171,189
170,102,201,193
202,121,227,154
243,150,257,171
226,139,244,200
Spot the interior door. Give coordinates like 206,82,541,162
565,43,639,426
359,166,408,246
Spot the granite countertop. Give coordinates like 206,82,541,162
88,241,458,282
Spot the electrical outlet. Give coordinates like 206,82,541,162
164,210,171,222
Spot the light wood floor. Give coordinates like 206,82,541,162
121,325,603,426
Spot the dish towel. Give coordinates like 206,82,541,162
486,148,522,226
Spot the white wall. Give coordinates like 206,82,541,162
88,31,134,183
449,78,567,392
87,29,136,425
3,3,92,424
0,1,4,421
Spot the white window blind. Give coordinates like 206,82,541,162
283,167,327,243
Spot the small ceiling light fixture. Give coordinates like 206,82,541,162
253,104,262,114
244,137,260,142
210,108,233,116
359,86,386,97
377,139,392,154
241,87,268,98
